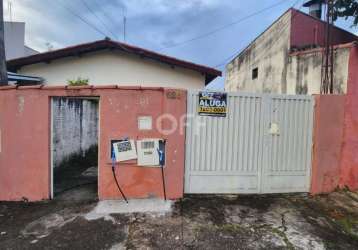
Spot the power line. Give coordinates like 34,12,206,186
90,0,116,23
213,0,304,69
79,0,118,39
56,0,132,53
246,1,305,64
214,53,241,69
87,0,127,42
55,0,108,38
158,0,290,51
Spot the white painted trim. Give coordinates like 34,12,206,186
50,97,100,199
50,98,54,199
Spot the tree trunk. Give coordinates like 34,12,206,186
0,0,8,85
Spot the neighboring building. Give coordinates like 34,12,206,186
225,8,358,94
4,22,38,60
7,39,221,89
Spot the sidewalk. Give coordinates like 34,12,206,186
1,191,358,249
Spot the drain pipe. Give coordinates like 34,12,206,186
157,141,166,200
112,151,128,203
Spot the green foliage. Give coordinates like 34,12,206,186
67,77,89,86
333,0,358,27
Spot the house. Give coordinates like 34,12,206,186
1,38,221,201
7,38,221,89
4,21,38,60
225,7,358,94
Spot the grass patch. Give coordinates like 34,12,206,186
337,217,358,237
270,227,294,250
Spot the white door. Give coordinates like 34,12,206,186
261,95,313,193
184,91,314,194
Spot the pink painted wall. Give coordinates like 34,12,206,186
311,45,358,194
98,88,186,200
340,45,358,190
290,9,357,48
311,95,345,194
0,86,186,201
0,86,50,201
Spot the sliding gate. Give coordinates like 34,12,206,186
184,91,314,194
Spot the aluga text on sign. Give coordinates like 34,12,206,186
198,91,227,117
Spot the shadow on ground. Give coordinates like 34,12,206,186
53,145,98,201
1,190,358,249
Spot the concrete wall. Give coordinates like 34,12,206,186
290,9,358,48
98,87,186,200
18,50,206,90
225,11,292,93
0,86,50,201
226,36,351,95
4,22,26,60
287,47,350,94
4,22,38,60
0,85,186,201
339,45,358,190
52,98,98,168
311,95,346,194
24,46,38,57
225,9,357,95
311,45,358,194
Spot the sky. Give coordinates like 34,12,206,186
4,0,358,89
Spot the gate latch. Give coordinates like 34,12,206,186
269,122,280,135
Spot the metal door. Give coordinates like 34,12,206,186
261,95,313,193
184,91,314,194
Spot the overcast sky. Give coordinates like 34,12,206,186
4,0,357,89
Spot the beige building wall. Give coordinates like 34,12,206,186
225,9,351,95
18,50,206,89
286,48,350,94
225,11,292,93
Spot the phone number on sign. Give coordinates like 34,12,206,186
199,107,227,113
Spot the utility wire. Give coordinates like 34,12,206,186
213,0,304,69
247,0,305,63
55,0,108,37
90,0,122,39
158,0,290,51
79,0,118,39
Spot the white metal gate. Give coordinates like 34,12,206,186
184,91,314,194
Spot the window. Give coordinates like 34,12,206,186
252,67,258,80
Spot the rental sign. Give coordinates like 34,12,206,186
198,91,227,117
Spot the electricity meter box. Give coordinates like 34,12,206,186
137,139,165,166
112,139,137,162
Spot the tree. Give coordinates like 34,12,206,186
333,0,358,26
0,0,8,85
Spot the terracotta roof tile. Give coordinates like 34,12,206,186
7,39,221,85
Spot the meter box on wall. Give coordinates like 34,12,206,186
112,139,137,162
137,139,163,166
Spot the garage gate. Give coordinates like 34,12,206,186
184,91,314,194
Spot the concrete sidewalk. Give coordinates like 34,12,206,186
1,191,358,249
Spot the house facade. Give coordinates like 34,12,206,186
225,8,357,94
7,39,221,89
4,39,221,199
